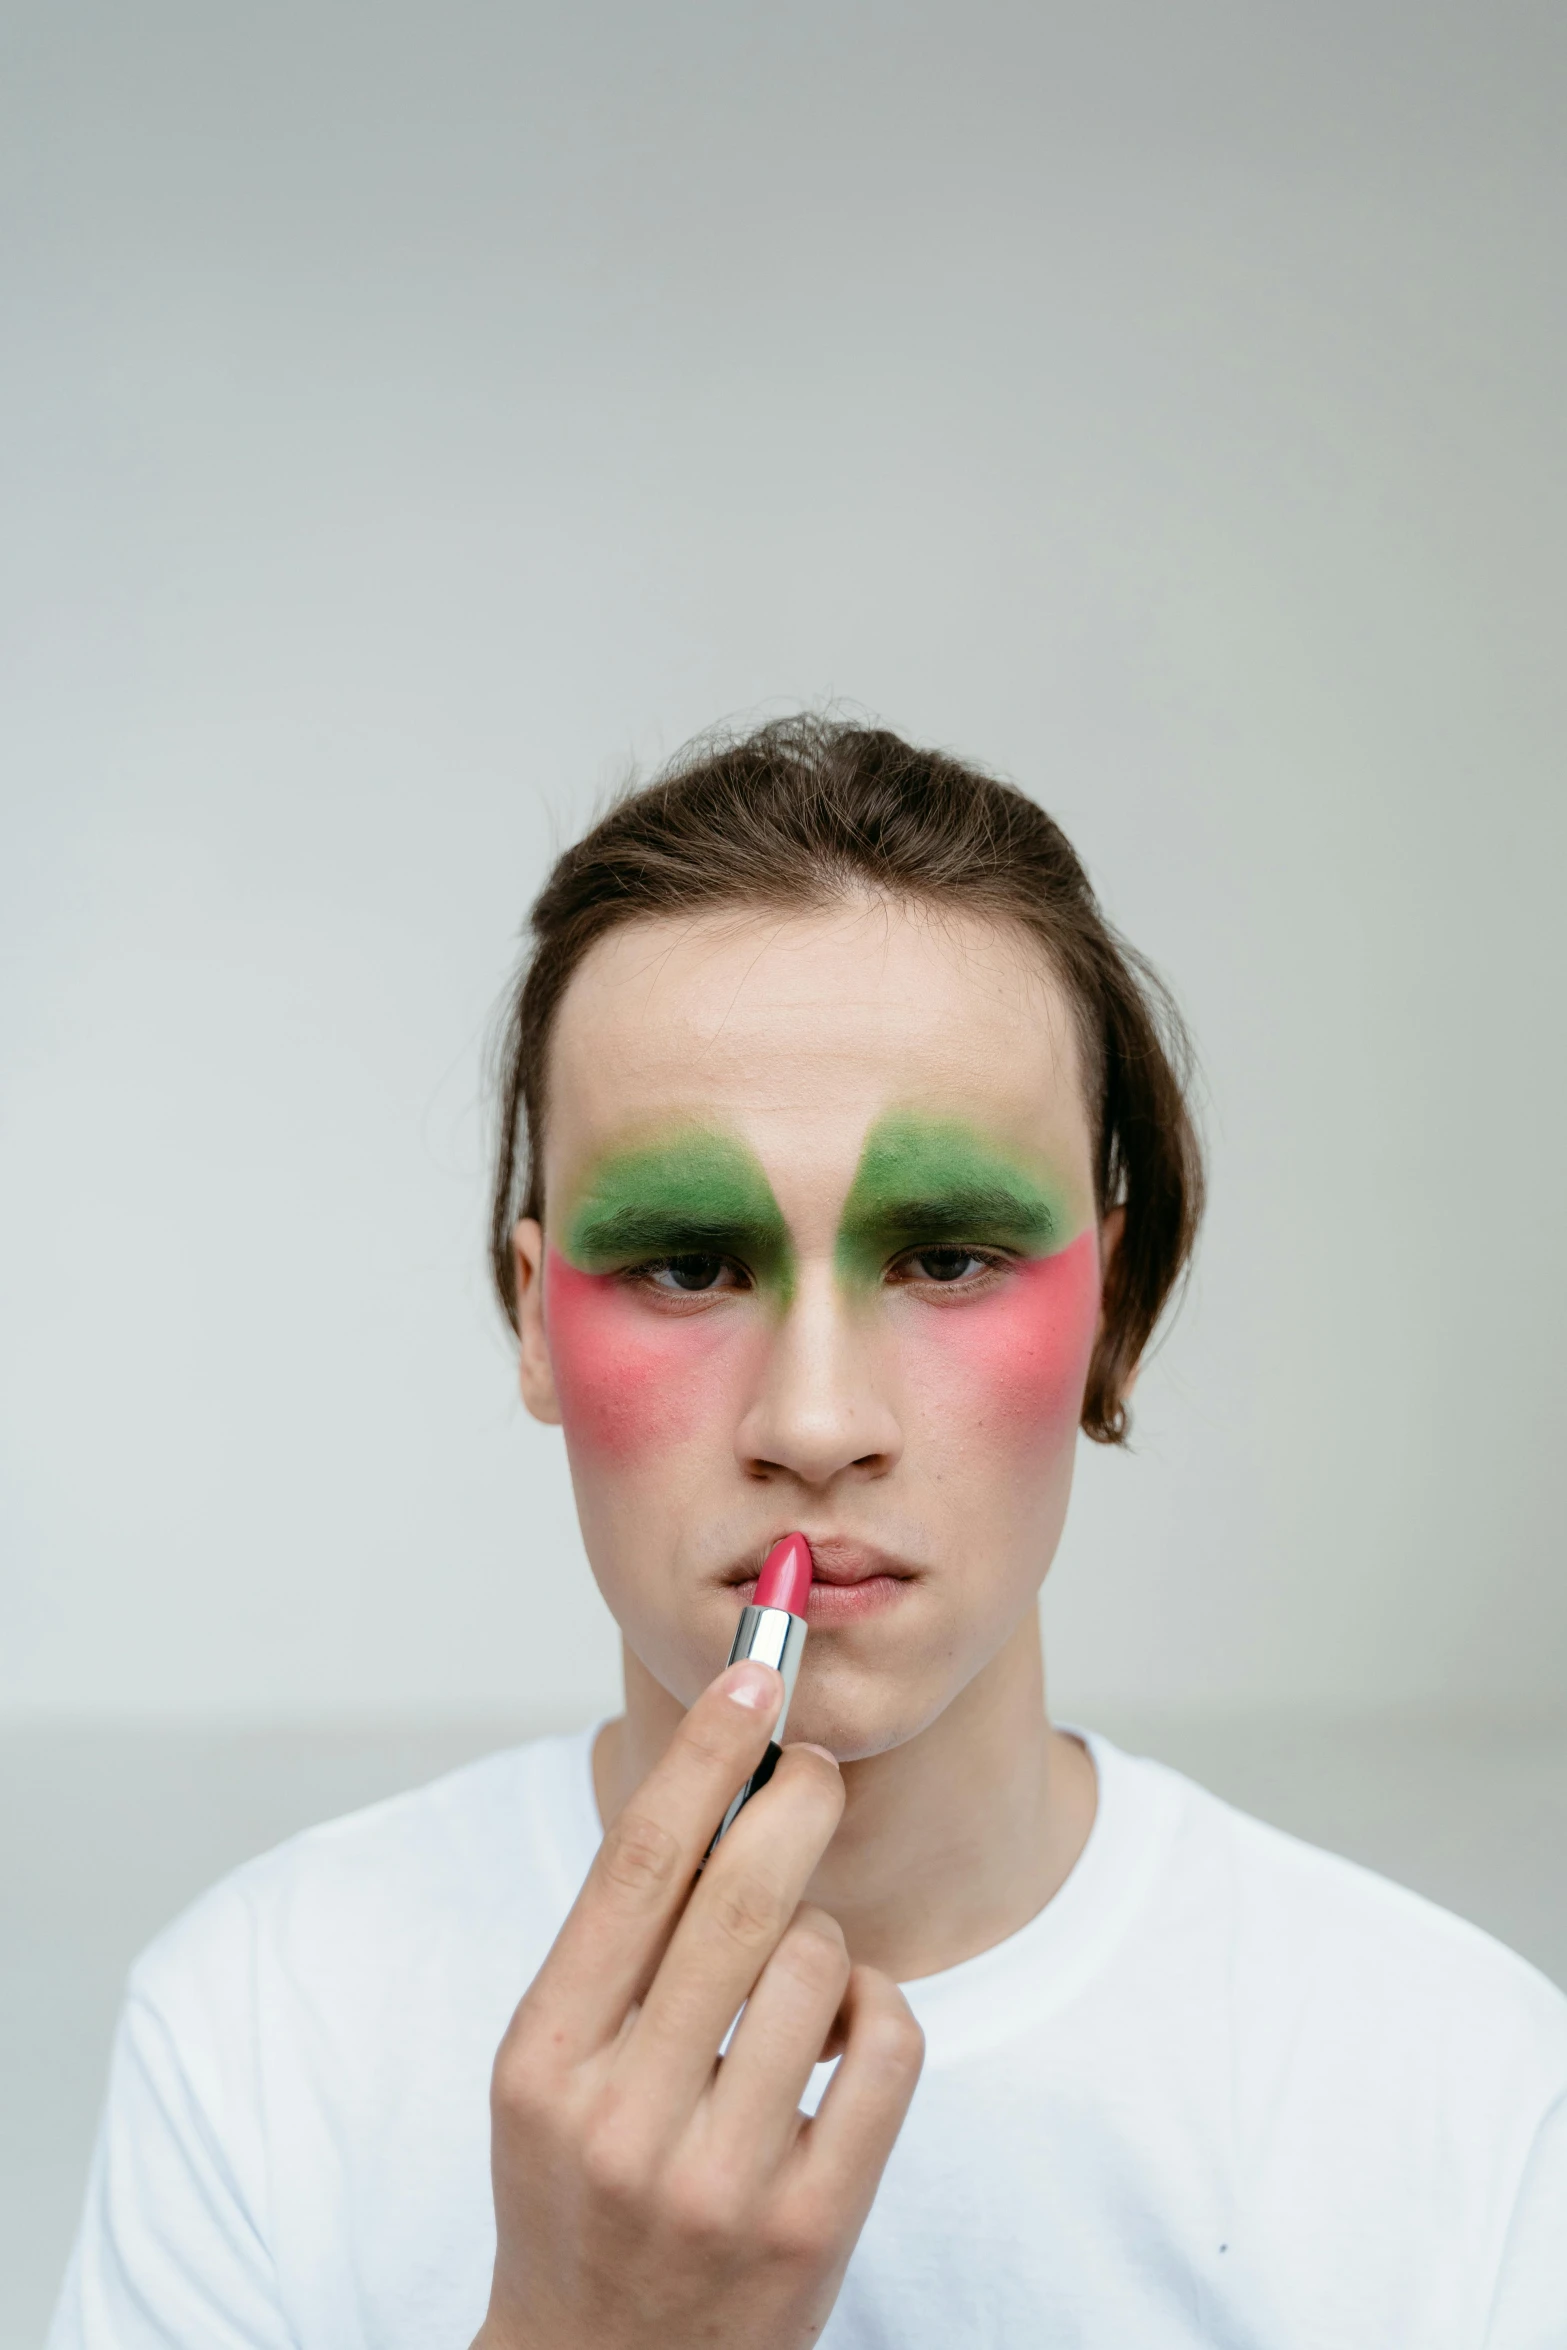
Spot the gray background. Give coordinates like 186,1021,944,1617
3,0,1564,2337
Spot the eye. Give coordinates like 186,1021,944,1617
639,1253,746,1294
913,1247,983,1282
890,1245,1005,1289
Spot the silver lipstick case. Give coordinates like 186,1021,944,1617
710,1603,808,1847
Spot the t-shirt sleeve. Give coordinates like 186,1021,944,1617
1484,2093,1567,2350
47,1986,295,2350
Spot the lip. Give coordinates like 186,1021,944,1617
725,1537,920,1624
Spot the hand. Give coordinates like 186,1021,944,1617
472,1660,924,2350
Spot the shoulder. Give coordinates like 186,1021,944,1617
126,1729,602,2040
1220,1767,1561,2035
1102,1736,1567,2107
1092,1741,1567,2328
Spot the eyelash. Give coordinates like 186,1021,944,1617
888,1246,1014,1293
620,1246,1016,1299
624,1255,753,1298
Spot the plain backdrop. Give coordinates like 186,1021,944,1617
3,0,1565,1731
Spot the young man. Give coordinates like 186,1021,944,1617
53,720,1567,2346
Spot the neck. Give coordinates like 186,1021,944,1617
592,1610,1096,1983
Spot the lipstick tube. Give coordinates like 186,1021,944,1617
711,1533,811,1847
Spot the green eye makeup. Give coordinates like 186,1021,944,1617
561,1112,1081,1305
834,1112,1077,1288
563,1130,794,1299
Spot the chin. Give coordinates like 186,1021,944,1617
785,1667,956,1768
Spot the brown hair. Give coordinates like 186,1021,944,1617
488,715,1203,1443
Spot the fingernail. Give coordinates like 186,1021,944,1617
723,1660,780,1712
792,1742,840,1767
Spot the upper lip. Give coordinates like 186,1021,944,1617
723,1537,921,1589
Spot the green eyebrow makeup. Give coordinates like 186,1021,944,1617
834,1112,1079,1288
563,1131,793,1298
561,1112,1081,1302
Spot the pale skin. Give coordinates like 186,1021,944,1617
474,894,1124,2350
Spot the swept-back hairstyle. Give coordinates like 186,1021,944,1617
488,715,1203,1443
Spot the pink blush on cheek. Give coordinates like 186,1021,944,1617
543,1250,737,1460
909,1231,1103,1439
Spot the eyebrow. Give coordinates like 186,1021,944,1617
566,1203,786,1266
835,1111,1077,1279
561,1133,790,1275
840,1183,1058,1246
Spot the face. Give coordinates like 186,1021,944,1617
513,896,1110,1762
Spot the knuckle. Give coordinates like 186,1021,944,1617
579,2108,653,2208
681,1708,749,1769
490,2047,542,2126
599,1807,684,1903
775,1911,851,1997
498,1991,551,2060
791,1900,847,1952
490,2025,557,2129
707,1866,788,1953
779,1747,846,1817
758,2189,833,2266
869,2000,926,2078
663,2163,749,2248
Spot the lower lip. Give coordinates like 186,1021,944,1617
735,1574,912,1622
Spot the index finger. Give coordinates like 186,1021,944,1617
518,1659,783,2063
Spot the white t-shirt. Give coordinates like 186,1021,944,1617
50,1729,1567,2349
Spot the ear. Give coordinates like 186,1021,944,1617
1095,1203,1141,1401
1097,1202,1125,1299
512,1218,562,1425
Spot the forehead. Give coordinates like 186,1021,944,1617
543,896,1092,1190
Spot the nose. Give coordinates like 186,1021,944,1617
735,1258,903,1491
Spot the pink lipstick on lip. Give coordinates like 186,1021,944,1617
710,1533,812,1848
752,1530,813,1615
